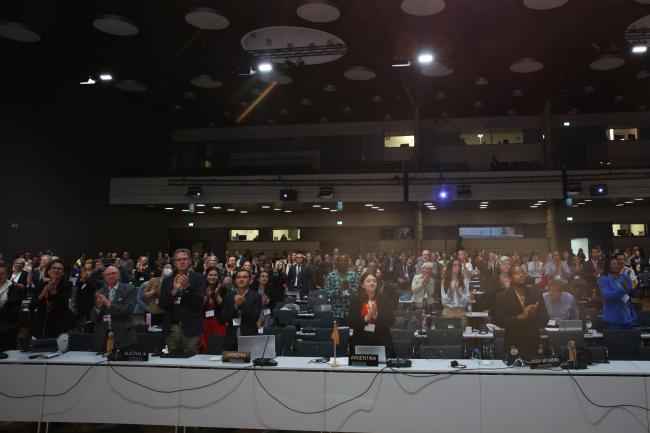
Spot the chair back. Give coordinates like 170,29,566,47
295,341,334,357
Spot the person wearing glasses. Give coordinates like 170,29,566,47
90,265,137,351
159,249,207,356
29,259,75,339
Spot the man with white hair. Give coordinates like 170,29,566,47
91,265,137,352
411,262,436,304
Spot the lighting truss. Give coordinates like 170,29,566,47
246,43,348,60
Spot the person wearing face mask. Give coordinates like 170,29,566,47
348,272,395,355
29,259,75,339
199,267,228,353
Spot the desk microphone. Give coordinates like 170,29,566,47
450,360,466,368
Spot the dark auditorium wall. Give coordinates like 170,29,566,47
552,126,606,169
0,85,171,262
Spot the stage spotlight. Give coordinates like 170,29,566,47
590,184,608,196
437,186,450,200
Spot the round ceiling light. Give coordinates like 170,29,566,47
190,75,223,88
420,63,454,77
512,88,524,96
259,72,293,85
0,21,40,42
634,0,650,4
510,58,544,73
344,66,376,80
637,70,650,79
590,54,625,71
523,0,568,10
185,7,229,30
115,79,147,93
92,15,139,36
296,0,341,23
323,83,337,92
401,0,446,16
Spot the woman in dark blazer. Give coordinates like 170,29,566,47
29,259,75,339
348,272,395,355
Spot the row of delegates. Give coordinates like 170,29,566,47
348,273,395,356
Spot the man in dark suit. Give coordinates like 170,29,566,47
90,266,137,352
286,252,314,297
395,251,415,296
220,269,261,350
159,248,206,356
495,264,548,361
582,247,604,299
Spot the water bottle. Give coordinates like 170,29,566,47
146,313,152,327
467,302,472,314
420,309,428,333
106,331,115,354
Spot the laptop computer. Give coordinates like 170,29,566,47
558,320,583,332
354,345,387,363
238,335,276,361
30,338,59,353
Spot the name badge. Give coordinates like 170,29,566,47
233,318,242,327
364,324,376,333
263,308,271,316
103,314,111,323
174,297,181,305
205,310,215,318
622,294,630,303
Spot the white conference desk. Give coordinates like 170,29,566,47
2,351,650,433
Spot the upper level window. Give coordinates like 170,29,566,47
458,226,523,239
607,128,638,141
460,129,524,145
384,135,415,148
229,229,259,241
273,229,301,241
612,224,646,237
